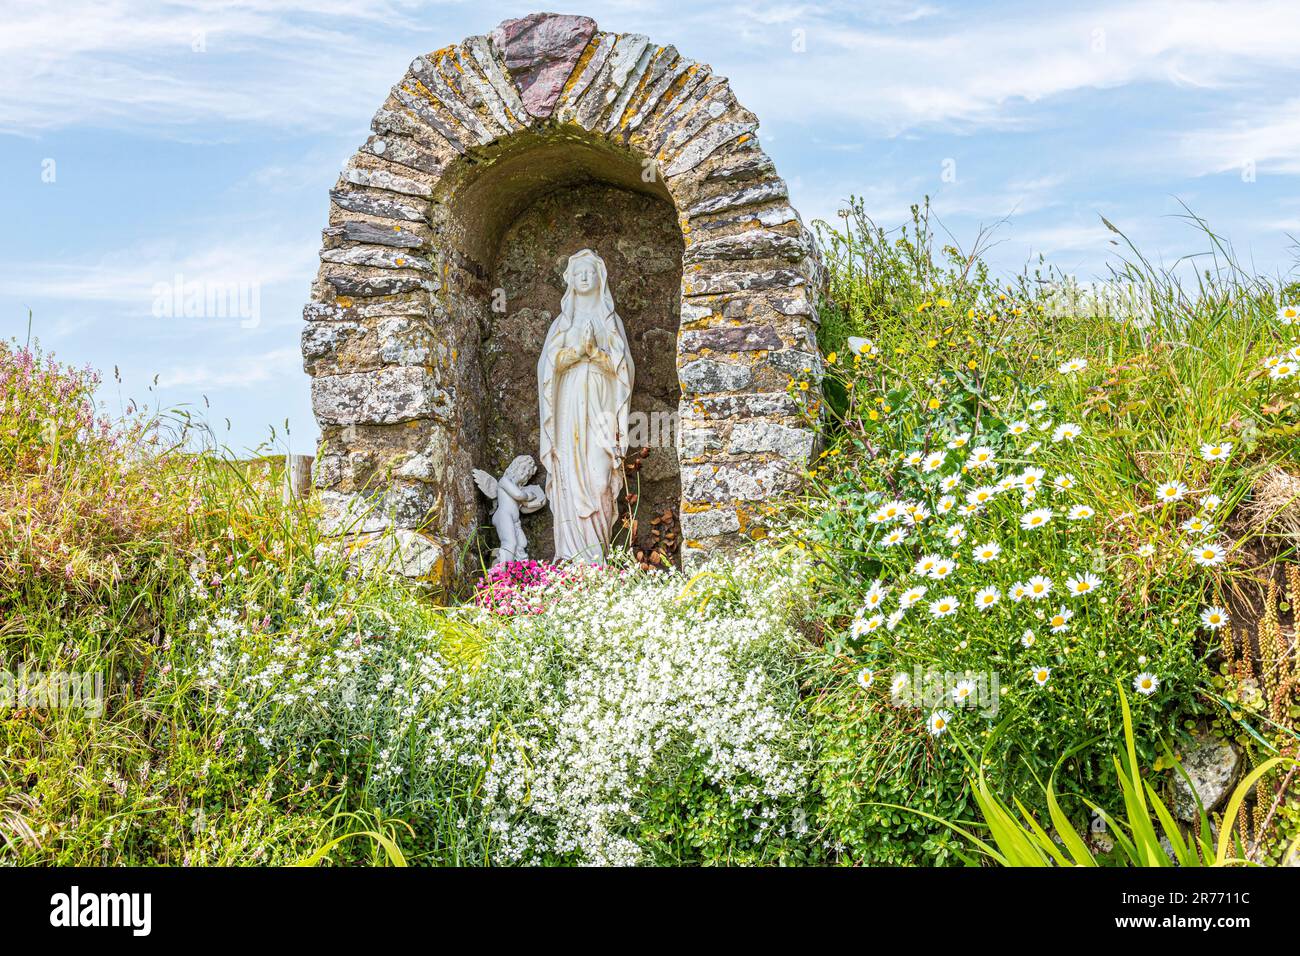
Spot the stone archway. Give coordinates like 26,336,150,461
303,12,822,582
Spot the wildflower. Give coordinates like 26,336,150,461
899,585,927,609
1049,606,1074,633
921,451,946,474
886,609,906,630
1053,474,1076,491
1199,441,1232,463
1008,420,1031,436
1065,572,1101,597
1137,543,1156,558
1019,467,1045,491
1068,504,1095,521
1200,606,1229,631
928,559,957,581
1279,305,1300,326
929,595,960,617
1026,575,1053,600
1028,399,1048,413
966,486,996,507
927,710,953,736
850,613,870,639
1133,672,1160,696
1009,581,1030,602
1025,441,1042,455
1190,542,1227,567
891,672,910,696
947,432,971,450
1058,357,1088,374
941,474,963,491
864,580,889,609
972,541,1001,563
952,679,976,705
1020,507,1054,530
944,523,966,544
904,502,931,524
1180,516,1214,536
974,586,1001,611
967,447,997,469
1052,422,1082,442
881,527,909,547
857,667,875,690
1031,665,1051,686
1020,629,1036,648
1201,493,1223,510
1155,480,1188,503
913,554,941,577
937,495,956,515
1269,361,1296,379
904,451,924,468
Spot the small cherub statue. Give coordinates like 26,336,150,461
472,455,547,567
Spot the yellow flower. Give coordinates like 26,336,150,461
927,398,941,410
938,297,951,307
868,409,879,421
827,352,838,365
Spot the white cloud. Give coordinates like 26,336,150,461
1180,98,1300,177
155,346,301,389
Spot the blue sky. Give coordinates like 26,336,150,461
4,0,1300,452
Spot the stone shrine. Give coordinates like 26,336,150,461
302,12,823,583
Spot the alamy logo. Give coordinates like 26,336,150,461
49,886,151,936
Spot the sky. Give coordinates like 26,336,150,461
4,0,1300,453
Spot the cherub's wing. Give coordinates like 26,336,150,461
471,469,497,498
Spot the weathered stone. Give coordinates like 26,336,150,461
679,358,753,393
687,392,803,420
681,460,801,502
321,245,433,272
343,165,433,197
378,315,432,365
340,221,426,249
686,230,809,264
325,274,432,297
491,13,597,118
687,180,788,218
1172,732,1241,821
728,420,814,463
312,367,450,425
680,324,781,353
330,188,428,223
681,506,741,538
686,269,805,296
665,122,757,177
767,348,821,377
706,150,775,183
326,529,447,580
677,425,723,459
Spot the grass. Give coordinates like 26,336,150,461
2,201,1299,865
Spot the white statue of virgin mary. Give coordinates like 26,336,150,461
538,249,634,561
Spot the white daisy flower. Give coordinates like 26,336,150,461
857,667,875,690
1068,504,1095,521
1031,665,1051,686
1020,507,1054,530
1019,467,1046,490
1048,606,1074,633
1155,480,1188,503
850,613,870,639
1053,474,1076,491
944,523,967,544
1278,305,1300,326
1008,420,1031,436
1200,605,1229,630
947,432,972,450
929,595,960,618
904,451,925,468
886,609,906,631
1190,542,1227,567
1058,357,1088,374
941,474,963,491
891,672,910,696
1052,422,1082,442
972,541,1001,563
1199,441,1232,462
1180,516,1214,536
899,585,928,609
937,494,956,515
1136,543,1156,558
1028,399,1048,413
927,709,953,736
1009,581,1030,602
1133,672,1160,696
1020,629,1036,648
881,527,909,547
1026,575,1053,600
1201,493,1223,511
966,486,997,507
974,586,1001,611
1269,361,1296,379
1024,441,1042,455
967,446,997,469
913,554,941,577
921,451,946,474
928,559,957,581
1065,572,1101,597
952,679,976,705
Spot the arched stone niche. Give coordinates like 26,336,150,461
303,12,823,583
